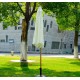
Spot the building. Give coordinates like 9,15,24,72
0,14,76,54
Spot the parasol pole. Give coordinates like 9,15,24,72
40,48,42,77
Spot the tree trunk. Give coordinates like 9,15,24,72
20,3,30,61
73,3,79,59
20,2,36,62
20,19,28,61
74,30,79,58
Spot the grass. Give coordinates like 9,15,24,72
0,55,80,77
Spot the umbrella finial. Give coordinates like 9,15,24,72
38,6,42,11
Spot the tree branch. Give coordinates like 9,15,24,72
16,2,25,16
25,2,30,22
29,2,36,19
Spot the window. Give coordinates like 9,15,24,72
46,25,49,32
32,45,35,51
36,50,39,51
18,26,22,30
58,27,61,33
9,39,14,43
44,41,47,47
30,27,35,30
28,46,31,51
6,35,8,42
50,21,53,28
31,19,34,25
60,39,62,49
43,20,45,27
44,20,47,27
15,26,17,30
64,44,66,49
43,20,44,24
18,20,21,25
51,42,60,49
78,34,80,36
70,44,72,48
0,39,5,42
60,43,62,49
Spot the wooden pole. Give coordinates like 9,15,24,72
40,48,42,77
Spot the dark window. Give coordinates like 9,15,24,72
18,20,21,25
32,45,35,51
60,39,62,49
43,20,44,27
6,35,8,42
64,44,66,49
51,42,60,49
15,26,17,30
46,25,49,32
28,46,31,51
58,28,61,33
44,20,47,27
78,33,80,36
0,39,5,42
60,43,62,49
36,50,39,51
18,26,22,30
30,27,35,30
50,21,53,28
43,20,44,23
31,19,34,25
44,41,47,47
70,44,72,48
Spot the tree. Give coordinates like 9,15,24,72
0,2,38,61
41,2,80,58
18,2,37,61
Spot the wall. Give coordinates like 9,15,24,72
0,14,75,54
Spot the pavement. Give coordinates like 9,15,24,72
0,53,80,59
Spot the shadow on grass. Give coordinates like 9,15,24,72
0,60,80,77
70,62,80,66
0,66,80,77
43,69,80,77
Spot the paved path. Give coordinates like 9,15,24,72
0,53,80,59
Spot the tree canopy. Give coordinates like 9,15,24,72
0,2,40,28
41,2,80,31
41,2,80,58
0,2,21,28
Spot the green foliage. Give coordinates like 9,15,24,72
0,2,41,28
31,3,45,22
0,2,24,28
41,2,80,31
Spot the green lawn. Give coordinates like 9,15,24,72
0,55,80,77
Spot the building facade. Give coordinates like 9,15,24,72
0,14,77,54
